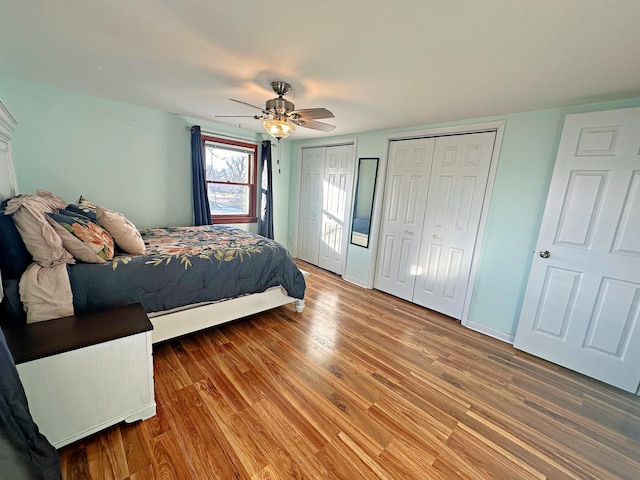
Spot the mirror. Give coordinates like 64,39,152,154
350,158,379,248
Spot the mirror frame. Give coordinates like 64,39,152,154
350,157,379,248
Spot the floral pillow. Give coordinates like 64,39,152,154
46,210,115,263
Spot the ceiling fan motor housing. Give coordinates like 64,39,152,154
266,96,294,114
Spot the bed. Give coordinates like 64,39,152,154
0,192,306,344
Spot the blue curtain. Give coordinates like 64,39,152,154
259,140,274,239
0,328,61,479
191,126,212,226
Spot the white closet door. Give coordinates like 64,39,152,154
413,132,495,319
297,147,325,265
514,107,640,393
318,144,354,275
375,138,435,301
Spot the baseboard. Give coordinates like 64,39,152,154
342,275,370,289
465,320,515,344
125,403,157,423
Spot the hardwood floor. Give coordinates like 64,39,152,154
58,261,640,479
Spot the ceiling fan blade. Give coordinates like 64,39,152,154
294,118,336,132
289,107,334,120
229,98,270,114
214,115,258,118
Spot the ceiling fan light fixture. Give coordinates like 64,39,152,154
263,118,295,140
221,80,335,136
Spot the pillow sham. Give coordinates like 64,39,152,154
46,210,115,263
4,194,74,268
64,203,98,222
95,206,145,255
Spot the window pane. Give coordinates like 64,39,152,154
208,183,250,215
205,145,249,183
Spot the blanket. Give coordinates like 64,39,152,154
18,225,305,322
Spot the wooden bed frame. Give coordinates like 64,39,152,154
148,272,308,343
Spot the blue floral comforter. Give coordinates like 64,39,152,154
69,225,306,313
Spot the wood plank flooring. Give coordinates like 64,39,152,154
58,261,640,479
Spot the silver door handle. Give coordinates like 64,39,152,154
539,250,550,258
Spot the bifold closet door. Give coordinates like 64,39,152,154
375,132,495,319
374,138,436,301
297,147,326,265
297,144,354,275
318,144,354,275
412,132,496,319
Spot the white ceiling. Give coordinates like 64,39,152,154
1,1,639,139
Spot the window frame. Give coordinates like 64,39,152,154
202,135,258,224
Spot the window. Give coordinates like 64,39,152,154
202,135,258,224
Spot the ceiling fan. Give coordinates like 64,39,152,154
217,81,336,140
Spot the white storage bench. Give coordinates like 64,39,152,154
2,303,156,449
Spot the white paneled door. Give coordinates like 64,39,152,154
514,107,640,393
297,147,325,265
375,138,436,301
413,132,496,318
318,144,354,275
375,132,495,318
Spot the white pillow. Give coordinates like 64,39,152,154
96,206,145,255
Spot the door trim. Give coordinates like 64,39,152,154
293,137,358,263
0,100,19,201
373,121,505,325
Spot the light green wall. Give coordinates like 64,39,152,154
291,96,640,338
4,75,640,338
0,76,293,245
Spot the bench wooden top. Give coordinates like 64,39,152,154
2,304,153,364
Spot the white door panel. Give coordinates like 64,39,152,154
375,138,435,301
515,107,640,393
297,147,325,265
413,133,496,318
318,144,354,275
613,171,640,255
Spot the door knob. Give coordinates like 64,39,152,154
539,250,550,258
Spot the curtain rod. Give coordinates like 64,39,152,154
186,126,267,144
